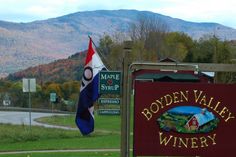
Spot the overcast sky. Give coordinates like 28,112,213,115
0,0,235,28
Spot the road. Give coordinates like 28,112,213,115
0,111,77,130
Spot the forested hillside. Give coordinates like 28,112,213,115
7,51,87,83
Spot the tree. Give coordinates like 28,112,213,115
0,80,11,92
184,36,214,63
8,81,28,107
44,83,63,98
61,81,80,100
184,35,232,63
97,35,113,57
97,34,124,70
129,14,169,60
162,32,193,61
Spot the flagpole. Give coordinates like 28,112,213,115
88,35,111,70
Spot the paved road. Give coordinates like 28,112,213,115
0,111,77,130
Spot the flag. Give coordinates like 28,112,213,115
75,37,105,135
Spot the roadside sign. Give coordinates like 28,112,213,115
134,81,236,157
98,98,120,105
50,93,57,102
3,100,11,106
99,71,121,94
98,109,120,115
22,78,36,131
22,78,36,92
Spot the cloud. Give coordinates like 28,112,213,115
0,0,82,21
151,0,236,28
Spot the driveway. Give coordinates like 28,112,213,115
0,111,77,130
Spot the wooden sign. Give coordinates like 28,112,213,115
134,82,236,156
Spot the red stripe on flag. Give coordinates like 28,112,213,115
85,38,95,65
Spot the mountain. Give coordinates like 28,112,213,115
1,9,236,77
7,50,87,83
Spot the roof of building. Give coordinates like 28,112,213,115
193,111,215,126
136,73,200,82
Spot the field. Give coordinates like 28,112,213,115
0,114,122,157
35,113,121,132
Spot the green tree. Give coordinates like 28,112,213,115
0,80,11,92
185,36,215,63
184,35,232,63
61,81,80,100
162,32,193,61
8,81,28,107
97,35,113,57
44,83,63,98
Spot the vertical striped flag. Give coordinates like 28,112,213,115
75,37,105,135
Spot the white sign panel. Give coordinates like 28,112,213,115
3,100,11,106
22,78,36,92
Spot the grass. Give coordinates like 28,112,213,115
35,114,121,132
0,151,120,157
0,123,80,143
0,122,120,152
0,114,122,152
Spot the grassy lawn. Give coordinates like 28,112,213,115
0,114,124,157
35,113,121,132
0,117,120,151
0,151,120,157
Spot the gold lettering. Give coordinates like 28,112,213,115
156,97,164,109
213,101,220,113
141,108,152,121
173,136,177,147
173,92,180,103
225,112,235,122
208,134,216,145
199,95,207,106
207,97,214,109
159,132,173,146
150,102,159,113
158,132,217,148
180,90,189,102
200,136,208,147
164,94,173,106
191,137,198,148
193,90,203,103
178,137,189,148
219,107,228,118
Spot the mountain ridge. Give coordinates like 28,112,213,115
0,9,236,77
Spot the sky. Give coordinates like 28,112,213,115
0,0,235,29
